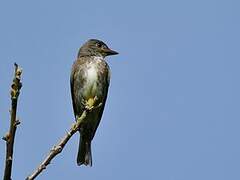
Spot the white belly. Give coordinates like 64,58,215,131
84,64,98,98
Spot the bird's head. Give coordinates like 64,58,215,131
78,39,118,58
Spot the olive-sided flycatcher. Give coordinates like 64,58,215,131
70,39,118,166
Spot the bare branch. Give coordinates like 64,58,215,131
3,63,22,180
26,110,88,180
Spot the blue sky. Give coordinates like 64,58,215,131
0,0,240,179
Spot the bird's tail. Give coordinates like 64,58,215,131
77,134,92,166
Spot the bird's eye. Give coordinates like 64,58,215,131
96,43,102,48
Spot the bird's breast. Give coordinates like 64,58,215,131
87,65,98,85
83,62,101,98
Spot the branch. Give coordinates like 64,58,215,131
26,110,88,180
3,63,22,180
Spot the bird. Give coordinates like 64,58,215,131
70,39,118,166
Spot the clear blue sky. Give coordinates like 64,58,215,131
0,0,239,179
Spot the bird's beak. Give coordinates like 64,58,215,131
104,48,119,56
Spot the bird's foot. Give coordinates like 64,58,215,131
81,100,93,111
82,96,103,111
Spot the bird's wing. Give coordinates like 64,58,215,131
70,58,86,118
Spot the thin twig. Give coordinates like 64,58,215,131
26,110,88,180
3,63,22,180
